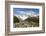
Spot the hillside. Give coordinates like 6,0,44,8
13,16,39,27
13,16,20,23
24,16,39,23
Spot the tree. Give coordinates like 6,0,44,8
13,16,20,23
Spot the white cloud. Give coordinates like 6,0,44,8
19,11,25,14
25,11,39,17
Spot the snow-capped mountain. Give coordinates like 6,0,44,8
14,14,38,21
14,11,39,20
15,15,28,20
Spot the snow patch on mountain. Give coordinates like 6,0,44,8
14,11,39,20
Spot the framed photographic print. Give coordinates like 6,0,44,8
5,1,45,36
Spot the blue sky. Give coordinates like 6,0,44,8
13,8,39,16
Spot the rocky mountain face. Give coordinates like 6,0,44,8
15,14,39,21
14,15,39,23
24,16,39,23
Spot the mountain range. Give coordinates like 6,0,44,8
15,13,39,21
14,15,39,23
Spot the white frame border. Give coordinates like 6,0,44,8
10,5,43,32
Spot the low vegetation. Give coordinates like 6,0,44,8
13,16,39,28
